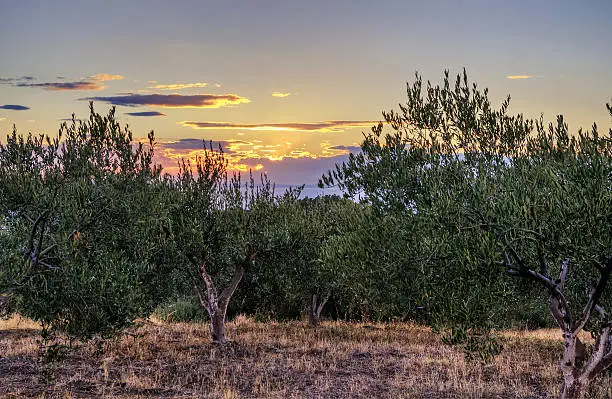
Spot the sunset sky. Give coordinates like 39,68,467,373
1,0,611,189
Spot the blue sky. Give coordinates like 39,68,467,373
1,0,610,184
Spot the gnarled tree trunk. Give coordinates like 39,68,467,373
196,261,246,344
505,254,612,399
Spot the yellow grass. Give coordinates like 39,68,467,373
0,315,610,398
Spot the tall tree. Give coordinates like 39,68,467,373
322,70,611,397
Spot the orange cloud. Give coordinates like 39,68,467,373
148,82,209,90
152,138,359,175
92,73,124,81
179,120,376,132
507,75,533,79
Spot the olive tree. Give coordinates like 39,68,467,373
322,70,611,397
168,145,295,343
259,195,364,326
0,104,170,340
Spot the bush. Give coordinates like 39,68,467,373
153,296,208,323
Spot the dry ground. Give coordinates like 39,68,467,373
1,316,611,398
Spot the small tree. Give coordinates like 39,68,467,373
168,145,293,343
268,195,363,326
322,70,611,397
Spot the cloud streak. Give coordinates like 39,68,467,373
86,93,250,108
125,111,166,117
329,145,361,153
92,74,124,81
179,120,376,132
0,104,30,110
271,92,291,98
16,73,124,91
161,138,235,153
18,81,105,91
147,82,209,90
0,76,35,83
507,75,533,79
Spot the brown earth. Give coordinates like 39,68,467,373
1,315,610,398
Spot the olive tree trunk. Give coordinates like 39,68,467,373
308,292,331,327
505,254,612,399
196,261,246,344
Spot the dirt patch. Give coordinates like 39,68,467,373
0,317,610,398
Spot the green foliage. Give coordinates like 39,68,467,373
321,70,612,362
438,325,504,363
153,296,207,323
235,194,365,320
0,104,170,340
166,144,288,301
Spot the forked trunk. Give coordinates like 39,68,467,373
308,292,330,327
196,261,247,344
504,255,612,398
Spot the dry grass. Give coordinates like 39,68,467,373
1,315,611,398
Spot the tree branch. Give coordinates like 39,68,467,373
558,258,569,288
218,265,246,311
316,291,332,317
505,251,573,329
573,256,612,334
194,284,210,313
200,261,218,314
585,323,612,380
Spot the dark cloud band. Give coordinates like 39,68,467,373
0,104,30,110
14,74,123,91
0,76,35,83
125,111,166,117
17,81,103,91
84,93,250,108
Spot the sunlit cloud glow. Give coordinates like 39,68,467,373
271,92,291,98
85,93,250,108
507,75,533,79
179,120,376,132
92,74,124,81
148,82,209,90
152,137,360,175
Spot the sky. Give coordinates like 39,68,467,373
1,0,611,189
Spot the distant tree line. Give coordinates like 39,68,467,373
1,72,610,398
